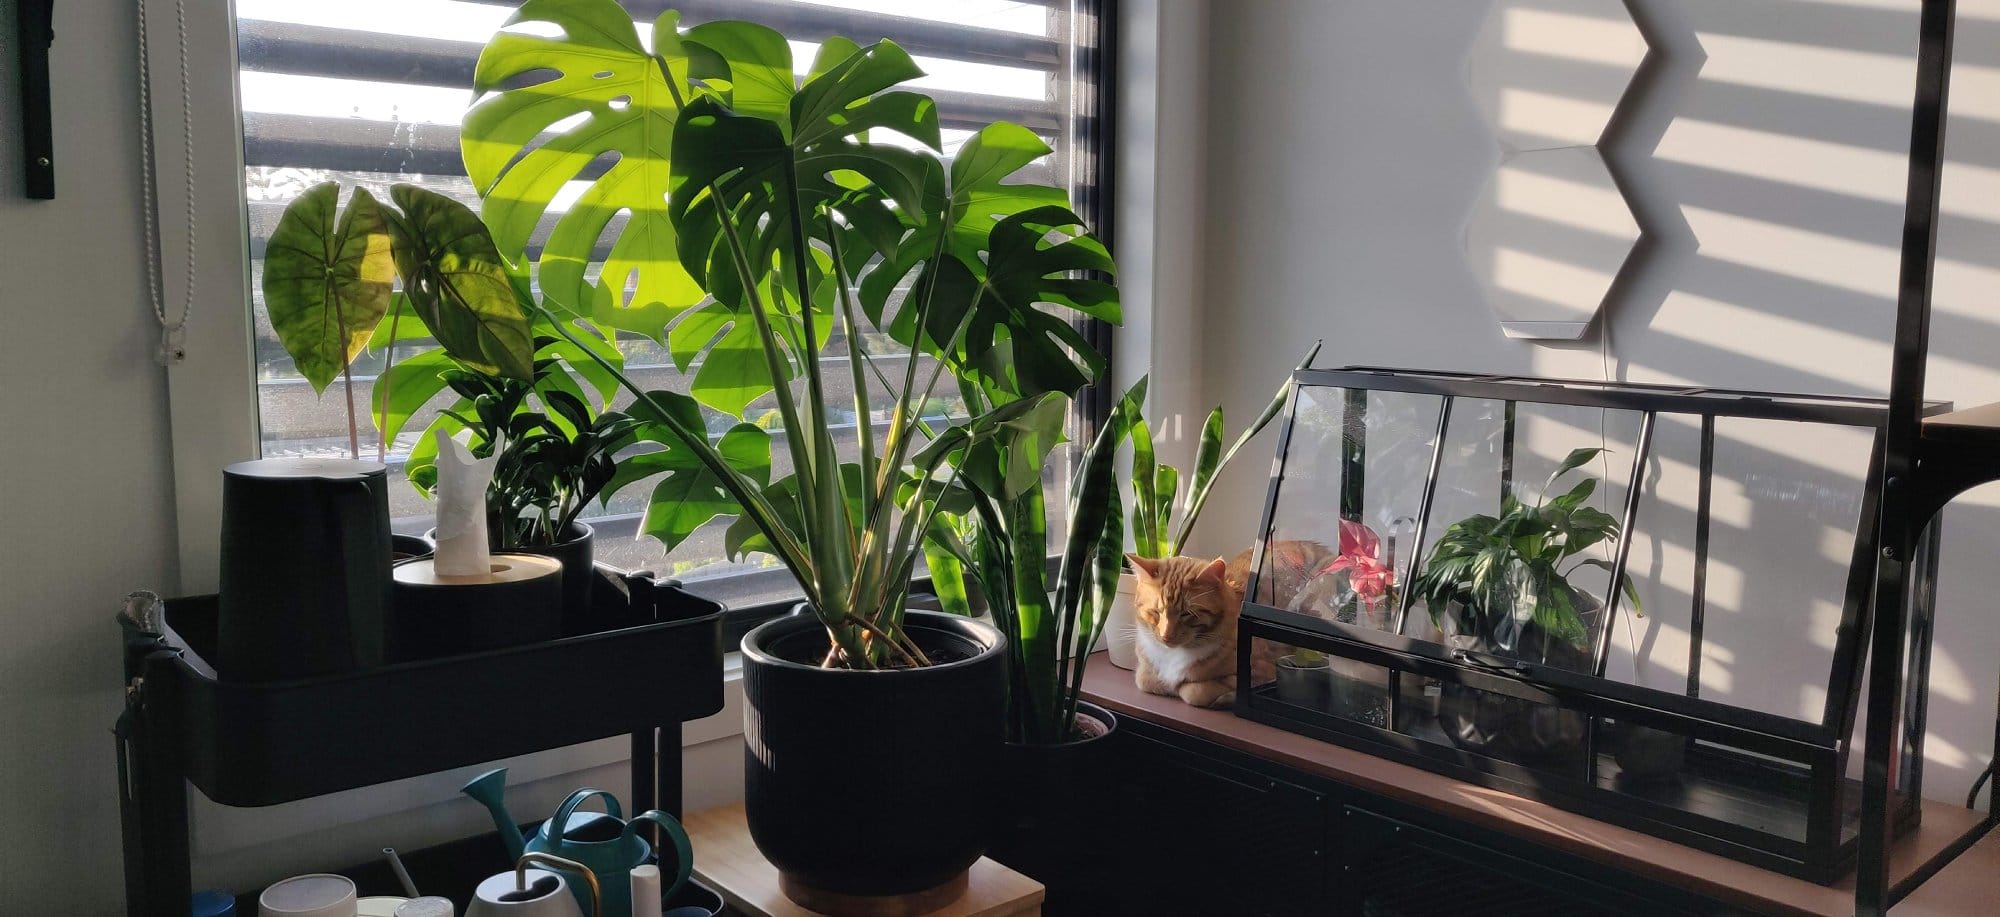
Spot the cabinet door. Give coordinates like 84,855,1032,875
1333,807,1698,916
1109,731,1329,916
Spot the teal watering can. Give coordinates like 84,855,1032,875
462,767,693,917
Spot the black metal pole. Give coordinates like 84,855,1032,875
1686,415,1714,700
17,0,56,198
1857,1,1955,913
1392,397,1455,633
1592,412,1654,677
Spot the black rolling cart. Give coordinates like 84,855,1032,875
114,570,729,917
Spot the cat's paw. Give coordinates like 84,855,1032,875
1177,680,1234,708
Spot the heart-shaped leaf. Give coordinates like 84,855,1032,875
262,183,395,393
385,185,534,381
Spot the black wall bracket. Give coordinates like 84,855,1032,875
16,0,55,199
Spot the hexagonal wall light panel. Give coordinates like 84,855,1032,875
1463,0,1649,340
1465,146,1640,340
1467,0,1648,152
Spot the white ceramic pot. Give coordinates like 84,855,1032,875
1105,573,1140,670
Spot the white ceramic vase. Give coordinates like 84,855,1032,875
1105,573,1140,670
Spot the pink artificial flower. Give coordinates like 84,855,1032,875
1322,518,1394,607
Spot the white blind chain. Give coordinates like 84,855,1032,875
138,0,197,366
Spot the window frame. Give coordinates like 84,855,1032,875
154,0,1121,621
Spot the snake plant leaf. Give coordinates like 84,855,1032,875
384,185,534,381
462,0,702,337
635,422,772,552
262,183,395,394
723,463,869,560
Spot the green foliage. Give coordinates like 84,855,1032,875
405,336,644,548
924,381,1141,744
262,183,394,395
264,183,537,459
462,4,1122,668
1407,448,1644,648
462,0,704,337
1128,342,1321,559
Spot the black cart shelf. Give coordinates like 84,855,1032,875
115,569,727,917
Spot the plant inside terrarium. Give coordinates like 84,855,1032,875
1407,447,1641,652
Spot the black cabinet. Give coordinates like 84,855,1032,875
1109,729,1327,916
1072,716,1730,916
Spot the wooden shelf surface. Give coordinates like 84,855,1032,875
684,803,1043,917
1921,401,2000,444
1080,655,1996,917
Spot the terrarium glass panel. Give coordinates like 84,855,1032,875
1250,386,1443,627
1236,370,1938,881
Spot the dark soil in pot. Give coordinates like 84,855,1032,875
989,701,1121,913
742,610,1006,903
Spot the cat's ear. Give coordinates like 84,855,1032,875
1126,553,1160,581
1199,557,1230,584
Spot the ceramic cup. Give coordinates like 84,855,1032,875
260,874,358,917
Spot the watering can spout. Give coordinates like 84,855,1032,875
462,767,526,862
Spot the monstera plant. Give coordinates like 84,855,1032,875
463,1,1117,669
460,3,1121,902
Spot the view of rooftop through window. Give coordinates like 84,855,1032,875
234,0,1107,597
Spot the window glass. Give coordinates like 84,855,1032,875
235,1,1109,603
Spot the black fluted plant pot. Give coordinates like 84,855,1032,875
741,609,1006,901
989,701,1120,911
424,521,596,633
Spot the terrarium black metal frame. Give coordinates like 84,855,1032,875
1236,367,1945,884
1238,2,2000,912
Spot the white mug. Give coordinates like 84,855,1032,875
260,874,359,917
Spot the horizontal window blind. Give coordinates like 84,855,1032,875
233,0,1111,609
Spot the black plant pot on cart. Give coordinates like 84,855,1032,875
741,609,1006,911
989,701,1120,912
426,521,596,634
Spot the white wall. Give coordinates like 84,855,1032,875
1185,0,2000,804
0,1,181,913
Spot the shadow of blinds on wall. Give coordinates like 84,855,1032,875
233,0,1110,613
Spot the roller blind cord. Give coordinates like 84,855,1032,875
137,0,197,365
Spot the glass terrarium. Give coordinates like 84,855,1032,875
1236,368,1944,883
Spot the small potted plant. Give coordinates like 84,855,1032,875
1274,647,1332,709
1407,448,1647,764
919,377,1139,902
395,333,644,629
1103,344,1319,669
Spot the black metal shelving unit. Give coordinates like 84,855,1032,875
114,570,728,917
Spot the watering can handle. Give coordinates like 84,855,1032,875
629,810,695,903
548,788,624,852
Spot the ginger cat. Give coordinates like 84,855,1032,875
1128,552,1268,708
1129,542,1343,708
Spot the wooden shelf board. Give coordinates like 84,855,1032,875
1080,655,1995,917
1921,401,2000,443
684,803,1043,917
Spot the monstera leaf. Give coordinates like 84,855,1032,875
602,390,774,552
384,185,535,381
857,125,1118,401
463,0,704,338
262,183,395,393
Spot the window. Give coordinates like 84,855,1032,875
230,0,1115,612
